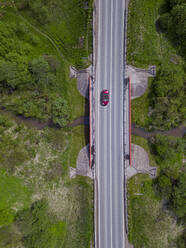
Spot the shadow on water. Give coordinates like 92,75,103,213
0,108,53,129
1,102,185,142
0,99,90,132
132,123,186,138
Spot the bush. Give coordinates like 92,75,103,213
0,115,12,128
157,12,172,31
0,225,21,247
149,135,185,219
15,199,66,248
128,135,185,247
171,173,186,220
150,64,186,130
52,97,70,127
149,135,184,167
158,1,186,58
29,56,50,81
128,175,182,248
0,131,36,174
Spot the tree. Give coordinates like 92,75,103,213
150,64,185,130
29,0,51,24
157,13,172,31
0,60,31,90
29,56,50,81
158,174,172,198
149,135,183,167
172,173,186,220
171,3,186,50
15,199,65,248
44,55,60,73
170,0,186,8
52,97,70,127
15,199,51,248
0,225,21,247
158,1,186,58
150,135,185,226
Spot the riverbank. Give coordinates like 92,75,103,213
0,109,185,138
132,123,185,138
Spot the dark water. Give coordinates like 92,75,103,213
131,123,185,138
0,109,51,129
68,116,89,127
0,109,185,137
0,109,88,129
70,117,185,138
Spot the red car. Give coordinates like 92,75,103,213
100,89,109,106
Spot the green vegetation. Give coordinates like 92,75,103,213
149,135,185,215
150,63,185,130
132,135,157,167
129,135,185,247
158,0,186,59
127,0,178,67
15,0,93,68
0,0,92,123
127,0,186,130
0,173,31,226
128,175,182,248
52,97,69,127
131,79,152,129
0,17,79,124
0,0,93,247
0,115,92,247
14,199,66,248
128,1,186,245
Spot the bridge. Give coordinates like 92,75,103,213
89,0,130,247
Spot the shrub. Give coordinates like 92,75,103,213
150,64,185,130
15,199,66,248
52,97,70,127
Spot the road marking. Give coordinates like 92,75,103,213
109,0,114,246
95,0,126,247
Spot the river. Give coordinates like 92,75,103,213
0,109,185,138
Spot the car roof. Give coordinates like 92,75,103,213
103,89,109,93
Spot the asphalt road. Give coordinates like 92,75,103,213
95,0,126,247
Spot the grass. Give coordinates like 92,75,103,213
0,9,86,121
127,174,182,248
127,0,184,68
14,0,93,69
66,126,89,168
132,135,157,168
63,63,86,121
0,115,92,247
0,1,92,246
127,0,185,128
1,11,56,60
131,78,152,129
63,176,93,248
129,135,185,247
43,125,89,170
0,173,31,226
128,140,183,247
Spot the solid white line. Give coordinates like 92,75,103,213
112,0,125,246
96,0,126,247
102,1,110,246
97,0,110,247
96,0,101,246
109,0,114,247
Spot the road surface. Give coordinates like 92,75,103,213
95,0,127,247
